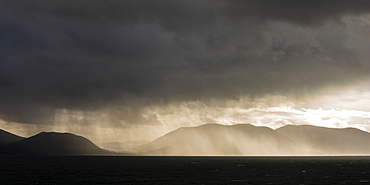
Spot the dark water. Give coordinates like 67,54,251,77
1,155,370,184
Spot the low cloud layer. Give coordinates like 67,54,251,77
1,1,370,126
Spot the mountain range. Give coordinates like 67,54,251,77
136,124,314,155
2,123,370,156
276,125,370,155
0,129,117,155
136,124,370,156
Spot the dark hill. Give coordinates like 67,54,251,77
137,124,313,156
0,129,24,147
0,132,113,155
276,125,370,155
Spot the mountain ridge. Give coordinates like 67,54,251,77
137,123,314,156
276,124,370,155
0,131,116,155
0,129,24,147
3,124,370,156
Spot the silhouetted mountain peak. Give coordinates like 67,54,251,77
1,131,112,155
0,129,24,147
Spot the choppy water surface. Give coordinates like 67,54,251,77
1,155,370,184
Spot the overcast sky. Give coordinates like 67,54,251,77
2,0,370,142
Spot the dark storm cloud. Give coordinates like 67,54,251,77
1,0,370,125
4,0,370,26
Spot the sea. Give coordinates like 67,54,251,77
1,155,370,184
